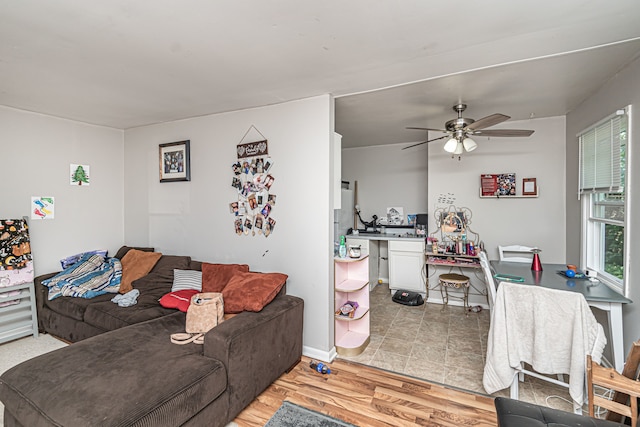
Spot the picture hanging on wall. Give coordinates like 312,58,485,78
228,126,277,237
159,140,190,182
70,164,90,186
31,197,54,220
480,173,516,196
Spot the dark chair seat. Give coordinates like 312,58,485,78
494,397,625,427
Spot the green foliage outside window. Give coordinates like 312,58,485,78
605,223,624,279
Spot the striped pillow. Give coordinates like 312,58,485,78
171,269,202,292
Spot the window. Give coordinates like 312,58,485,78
579,107,629,294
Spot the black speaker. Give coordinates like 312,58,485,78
392,290,424,306
416,214,428,228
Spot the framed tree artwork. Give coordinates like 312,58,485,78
159,140,190,182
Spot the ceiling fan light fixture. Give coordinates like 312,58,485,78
443,137,458,153
453,141,464,155
463,137,477,152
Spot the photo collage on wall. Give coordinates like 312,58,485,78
480,173,516,196
229,139,277,237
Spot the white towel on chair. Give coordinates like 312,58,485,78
483,281,606,406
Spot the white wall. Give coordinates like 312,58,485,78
566,55,640,355
342,143,430,224
123,95,335,359
0,106,124,274
428,116,566,261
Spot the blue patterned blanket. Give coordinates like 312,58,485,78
43,253,122,300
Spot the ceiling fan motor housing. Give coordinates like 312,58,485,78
446,103,474,132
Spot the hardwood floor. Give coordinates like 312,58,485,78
233,356,498,426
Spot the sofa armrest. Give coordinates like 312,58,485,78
34,273,58,309
203,294,303,418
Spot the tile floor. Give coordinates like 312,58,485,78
338,283,577,413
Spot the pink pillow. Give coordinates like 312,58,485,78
222,272,287,313
159,289,199,312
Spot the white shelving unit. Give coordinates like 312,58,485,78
334,255,370,356
0,281,39,344
0,217,38,344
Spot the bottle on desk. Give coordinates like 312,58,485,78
338,235,347,258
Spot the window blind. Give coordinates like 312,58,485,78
578,111,624,193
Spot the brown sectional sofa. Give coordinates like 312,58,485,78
0,247,304,427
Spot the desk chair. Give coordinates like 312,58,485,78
484,282,607,413
478,251,497,311
498,244,537,263
588,354,640,427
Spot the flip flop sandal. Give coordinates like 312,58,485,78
170,333,204,345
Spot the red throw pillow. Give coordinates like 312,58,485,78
222,272,288,313
201,263,249,293
159,289,199,312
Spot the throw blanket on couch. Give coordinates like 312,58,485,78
483,281,606,406
42,253,122,300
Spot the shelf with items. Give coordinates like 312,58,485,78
425,206,486,304
334,255,370,356
479,188,539,198
426,251,481,268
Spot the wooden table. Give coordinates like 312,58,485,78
491,261,632,372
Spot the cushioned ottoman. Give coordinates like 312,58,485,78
494,397,624,427
0,312,228,427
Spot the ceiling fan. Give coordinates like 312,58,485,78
403,103,534,158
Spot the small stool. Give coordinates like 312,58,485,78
439,273,470,314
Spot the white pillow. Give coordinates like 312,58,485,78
171,269,202,292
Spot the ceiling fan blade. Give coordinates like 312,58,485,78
401,135,448,150
473,129,535,137
406,126,448,133
465,113,510,131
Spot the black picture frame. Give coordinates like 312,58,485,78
159,140,190,182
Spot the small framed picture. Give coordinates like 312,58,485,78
523,178,537,196
440,211,466,233
160,140,190,182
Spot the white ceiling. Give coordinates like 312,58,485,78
2,1,640,148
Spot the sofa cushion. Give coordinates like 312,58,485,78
159,289,199,312
171,269,202,292
113,246,155,259
0,313,229,427
202,263,250,293
222,271,287,313
83,277,176,330
119,250,163,293
43,292,113,321
150,255,192,275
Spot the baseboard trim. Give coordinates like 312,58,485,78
303,345,336,363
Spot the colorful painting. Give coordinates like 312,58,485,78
70,164,90,186
31,196,55,220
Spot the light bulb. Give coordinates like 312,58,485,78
453,141,464,155
463,137,477,152
443,137,458,153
